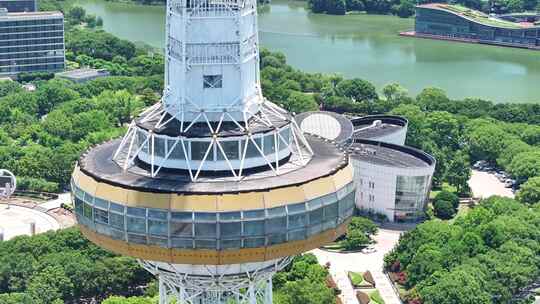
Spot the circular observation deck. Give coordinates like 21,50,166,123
294,111,354,147
71,135,355,265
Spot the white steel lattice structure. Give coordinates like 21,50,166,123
0,169,16,200
71,0,355,302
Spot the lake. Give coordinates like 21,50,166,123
76,0,540,103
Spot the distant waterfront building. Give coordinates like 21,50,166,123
0,0,37,12
351,115,408,146
56,68,110,83
410,3,540,49
350,139,435,222
0,10,65,76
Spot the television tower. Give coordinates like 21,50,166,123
71,0,355,302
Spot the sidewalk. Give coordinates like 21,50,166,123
312,228,405,304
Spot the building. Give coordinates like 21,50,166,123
56,68,110,83
0,10,65,76
70,0,355,303
351,115,408,146
410,3,540,49
350,139,435,222
294,111,354,146
0,0,37,12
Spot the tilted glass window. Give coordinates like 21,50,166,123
170,222,193,236
267,217,286,233
110,213,124,229
243,209,265,219
309,208,323,225
154,136,166,158
279,128,290,147
110,202,125,213
127,217,146,233
288,228,306,241
220,222,241,238
219,211,241,221
244,237,265,248
171,212,193,221
148,220,168,236
128,233,147,244
127,207,146,217
148,209,168,220
268,233,286,245
195,223,216,238
149,236,168,247
191,141,211,161
221,239,242,250
244,220,265,236
263,134,276,155
203,75,222,89
94,208,109,224
195,212,216,222
195,239,216,249
245,137,262,158
83,202,93,219
171,238,193,249
217,140,239,160
288,213,307,229
168,139,185,159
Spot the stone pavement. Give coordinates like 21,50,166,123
39,192,72,211
312,228,405,304
0,204,60,240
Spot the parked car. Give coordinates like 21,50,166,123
361,246,377,254
505,180,515,188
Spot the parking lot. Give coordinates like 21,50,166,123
468,169,515,199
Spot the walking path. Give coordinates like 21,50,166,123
312,228,405,304
39,192,71,211
0,204,60,240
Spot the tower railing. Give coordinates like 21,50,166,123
169,0,255,17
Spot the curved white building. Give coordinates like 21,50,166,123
351,115,408,146
350,139,435,222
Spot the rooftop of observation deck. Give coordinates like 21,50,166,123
351,115,407,140
349,139,434,169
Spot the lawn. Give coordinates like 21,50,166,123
369,290,385,304
348,272,366,286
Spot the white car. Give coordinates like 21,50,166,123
361,247,377,254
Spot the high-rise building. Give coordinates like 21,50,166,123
0,10,65,76
71,0,355,303
0,0,37,13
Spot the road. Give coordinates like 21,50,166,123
312,228,405,304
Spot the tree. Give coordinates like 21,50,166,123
446,150,471,195
394,0,415,18
507,150,540,183
68,7,86,23
285,91,319,114
417,268,491,304
434,191,459,210
466,123,508,163
308,0,327,13
349,217,378,235
406,245,445,286
342,229,370,250
433,199,456,220
326,0,347,14
390,104,427,148
516,176,540,205
102,296,155,304
26,266,73,304
416,87,451,112
335,78,378,102
275,279,335,304
382,82,408,102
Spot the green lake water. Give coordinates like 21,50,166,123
76,0,540,103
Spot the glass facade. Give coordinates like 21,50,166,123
72,180,355,250
394,175,430,222
0,0,37,13
415,7,540,47
136,127,291,163
0,14,65,75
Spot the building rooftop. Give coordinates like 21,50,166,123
0,10,62,20
56,68,110,82
349,139,435,168
417,3,536,29
294,111,354,145
351,115,407,139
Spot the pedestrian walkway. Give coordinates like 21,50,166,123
312,228,405,304
39,192,71,211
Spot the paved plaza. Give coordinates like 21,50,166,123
468,169,514,199
0,203,61,240
312,228,405,304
